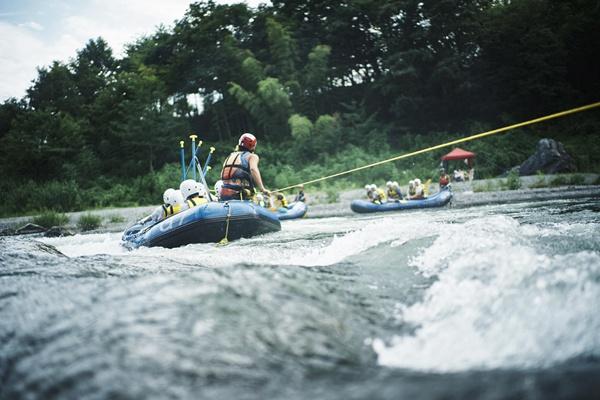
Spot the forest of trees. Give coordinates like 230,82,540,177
1,0,599,215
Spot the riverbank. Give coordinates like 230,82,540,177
1,175,599,235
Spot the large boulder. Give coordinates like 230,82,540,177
519,138,576,176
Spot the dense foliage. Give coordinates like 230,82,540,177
1,0,599,216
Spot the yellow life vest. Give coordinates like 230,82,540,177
186,195,208,208
274,195,288,209
161,204,181,218
387,188,401,200
371,189,386,204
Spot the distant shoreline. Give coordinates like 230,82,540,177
1,175,599,235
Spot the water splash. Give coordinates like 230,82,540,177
373,215,600,371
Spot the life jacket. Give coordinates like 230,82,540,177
221,151,254,199
371,189,386,204
161,203,181,218
387,188,402,200
186,195,207,208
276,196,288,208
412,185,425,199
294,191,305,202
439,174,450,187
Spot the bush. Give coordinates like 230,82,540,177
39,181,83,212
288,114,313,140
529,171,548,188
77,213,102,231
108,214,125,223
33,211,69,228
501,170,521,190
473,180,497,192
549,175,569,187
324,186,340,203
569,174,585,185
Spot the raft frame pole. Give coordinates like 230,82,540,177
179,140,186,182
194,148,213,202
185,140,204,177
275,101,600,192
190,134,198,181
202,147,216,176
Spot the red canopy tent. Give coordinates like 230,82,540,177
441,147,476,161
442,148,476,167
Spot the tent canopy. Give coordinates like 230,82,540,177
441,147,476,161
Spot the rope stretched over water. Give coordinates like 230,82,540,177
275,101,600,192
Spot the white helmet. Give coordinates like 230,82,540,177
364,184,370,190
386,181,393,188
198,183,206,196
414,178,422,186
408,180,415,188
172,190,184,206
392,181,399,188
180,179,202,199
371,184,378,190
163,188,176,204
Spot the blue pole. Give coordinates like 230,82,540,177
202,146,216,176
190,134,198,181
185,139,203,177
179,141,186,181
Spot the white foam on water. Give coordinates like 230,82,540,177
41,232,128,257
373,215,600,371
40,213,438,269
124,214,435,268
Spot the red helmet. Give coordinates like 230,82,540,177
238,133,257,151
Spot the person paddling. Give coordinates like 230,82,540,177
219,133,270,201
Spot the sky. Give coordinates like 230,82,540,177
0,0,267,102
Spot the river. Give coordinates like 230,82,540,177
1,198,599,399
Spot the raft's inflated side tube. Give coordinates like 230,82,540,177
122,200,281,249
350,187,452,213
277,202,308,220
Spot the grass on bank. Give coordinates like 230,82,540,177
108,214,125,223
32,211,69,228
529,173,588,189
77,213,102,231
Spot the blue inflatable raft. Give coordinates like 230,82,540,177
350,188,452,213
277,202,308,220
122,200,281,249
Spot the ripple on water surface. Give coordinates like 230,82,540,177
1,198,599,399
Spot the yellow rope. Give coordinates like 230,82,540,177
276,101,600,192
218,202,232,246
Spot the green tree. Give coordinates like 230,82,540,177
288,114,313,140
72,38,117,106
27,61,80,114
229,77,292,136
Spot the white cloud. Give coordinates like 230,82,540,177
0,0,271,101
18,21,44,31
0,22,77,101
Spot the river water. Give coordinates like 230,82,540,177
1,198,599,399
